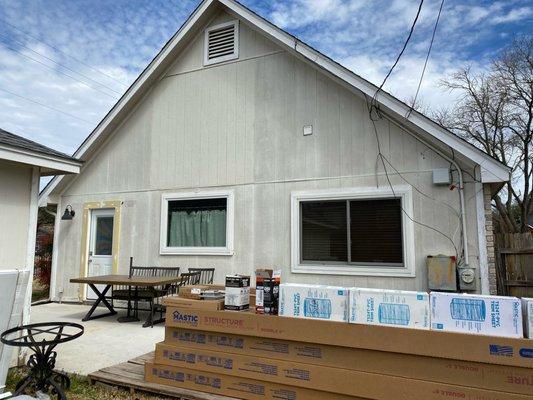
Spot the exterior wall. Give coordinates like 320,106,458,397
0,160,32,269
53,11,484,301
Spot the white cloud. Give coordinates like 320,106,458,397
0,0,529,162
492,7,533,24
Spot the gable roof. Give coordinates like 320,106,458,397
39,0,510,203
0,127,82,175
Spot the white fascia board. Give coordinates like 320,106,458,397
72,0,213,161
40,0,215,202
0,145,81,175
222,0,510,184
41,0,509,204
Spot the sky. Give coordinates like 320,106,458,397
0,0,531,157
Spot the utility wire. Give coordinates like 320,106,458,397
0,18,129,87
372,0,425,105
365,94,460,260
406,0,445,118
0,33,123,96
0,41,118,99
0,86,97,125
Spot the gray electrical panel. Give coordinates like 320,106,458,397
427,255,457,291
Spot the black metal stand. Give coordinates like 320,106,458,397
1,322,84,400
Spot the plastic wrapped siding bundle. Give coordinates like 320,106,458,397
279,283,349,322
430,292,523,338
349,288,430,330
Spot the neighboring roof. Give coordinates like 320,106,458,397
39,0,510,203
0,127,82,175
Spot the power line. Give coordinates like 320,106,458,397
372,0,425,104
0,86,97,125
0,18,129,88
0,41,119,99
406,0,445,118
0,33,123,96
365,94,460,260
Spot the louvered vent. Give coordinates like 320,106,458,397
204,21,239,65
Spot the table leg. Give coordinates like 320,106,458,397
82,284,116,321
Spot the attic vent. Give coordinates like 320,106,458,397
204,21,239,65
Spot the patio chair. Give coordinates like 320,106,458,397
148,267,182,328
187,267,215,284
112,258,180,325
179,271,202,286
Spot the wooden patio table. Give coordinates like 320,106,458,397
70,275,184,327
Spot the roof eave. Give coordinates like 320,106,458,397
0,143,82,175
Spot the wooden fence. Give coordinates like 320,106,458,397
495,233,533,297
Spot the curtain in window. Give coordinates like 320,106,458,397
168,209,226,247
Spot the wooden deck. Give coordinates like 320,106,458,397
88,352,238,400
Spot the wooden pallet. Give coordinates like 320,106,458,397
88,352,237,400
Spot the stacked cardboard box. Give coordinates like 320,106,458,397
145,306,533,400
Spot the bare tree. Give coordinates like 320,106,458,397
437,36,532,233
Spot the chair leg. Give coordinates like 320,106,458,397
150,300,154,328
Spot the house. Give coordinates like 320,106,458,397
0,127,81,329
38,0,509,303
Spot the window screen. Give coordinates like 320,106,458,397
300,198,403,266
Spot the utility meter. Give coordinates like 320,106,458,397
457,265,476,291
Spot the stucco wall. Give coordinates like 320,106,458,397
0,160,32,269
53,11,483,300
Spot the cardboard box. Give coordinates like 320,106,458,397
430,292,523,338
225,275,250,311
178,285,214,300
279,283,349,322
255,269,281,315
154,343,530,400
145,362,361,400
164,297,224,311
165,307,533,368
349,288,430,330
164,327,533,395
523,298,533,339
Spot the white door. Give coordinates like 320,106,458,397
86,209,115,300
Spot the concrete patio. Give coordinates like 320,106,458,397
28,303,163,376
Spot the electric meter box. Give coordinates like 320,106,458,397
457,265,477,291
427,255,457,291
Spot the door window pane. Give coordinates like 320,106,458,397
350,199,403,264
94,217,114,256
167,198,227,247
301,200,347,262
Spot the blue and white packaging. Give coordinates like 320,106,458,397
349,288,430,330
430,292,523,338
278,283,349,322
522,298,533,339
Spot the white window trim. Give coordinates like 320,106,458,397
203,20,239,66
160,190,234,256
291,186,415,277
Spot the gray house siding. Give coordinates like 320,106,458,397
53,11,483,301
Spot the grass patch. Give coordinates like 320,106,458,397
6,367,172,400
